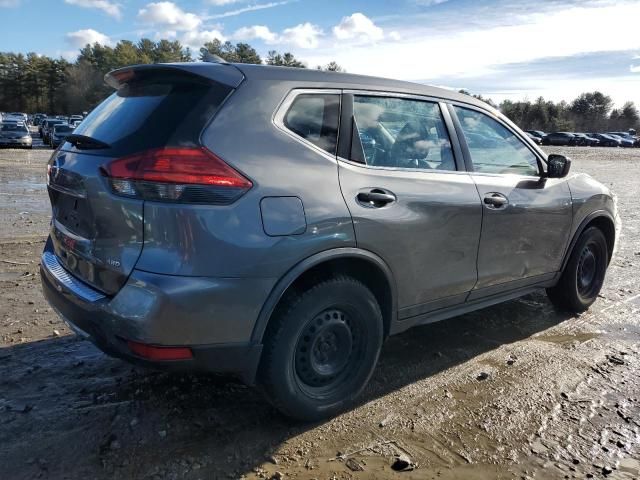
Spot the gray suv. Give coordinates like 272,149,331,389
41,62,619,420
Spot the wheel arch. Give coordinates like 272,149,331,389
561,211,616,272
250,248,398,345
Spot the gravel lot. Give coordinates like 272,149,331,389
1,133,639,480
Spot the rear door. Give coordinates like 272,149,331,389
47,66,240,295
449,104,572,297
337,93,482,319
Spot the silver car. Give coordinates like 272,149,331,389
41,63,619,420
0,122,32,148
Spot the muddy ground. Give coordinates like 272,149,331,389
0,134,639,480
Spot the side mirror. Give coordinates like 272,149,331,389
547,154,571,178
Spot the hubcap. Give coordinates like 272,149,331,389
295,309,355,388
577,244,599,297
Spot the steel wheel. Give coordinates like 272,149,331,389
294,308,362,395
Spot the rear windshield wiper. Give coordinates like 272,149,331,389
65,134,111,150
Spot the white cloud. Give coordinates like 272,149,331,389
305,2,640,82
414,0,450,6
229,22,324,49
65,29,113,48
138,2,201,31
231,25,278,43
0,0,20,6
207,0,243,4
631,64,640,73
388,31,401,41
181,29,226,51
333,13,383,42
64,0,122,19
280,23,323,49
59,50,81,61
205,1,290,20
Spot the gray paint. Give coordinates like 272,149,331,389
47,150,144,295
338,162,482,308
105,269,275,344
470,173,573,289
41,62,619,382
260,196,307,236
567,173,617,233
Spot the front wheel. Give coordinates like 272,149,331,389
547,227,608,312
260,276,383,421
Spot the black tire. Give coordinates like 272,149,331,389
547,227,608,313
260,276,383,421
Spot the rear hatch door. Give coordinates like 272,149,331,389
47,64,242,295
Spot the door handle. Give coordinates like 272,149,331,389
356,189,396,208
483,193,508,209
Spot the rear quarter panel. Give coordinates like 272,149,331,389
135,78,355,278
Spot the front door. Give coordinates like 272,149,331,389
450,105,572,297
338,94,482,319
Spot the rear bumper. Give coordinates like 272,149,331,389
40,239,273,384
0,138,31,146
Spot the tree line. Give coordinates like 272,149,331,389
0,38,344,115
0,37,638,134
462,91,639,133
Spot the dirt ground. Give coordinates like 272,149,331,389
0,134,639,480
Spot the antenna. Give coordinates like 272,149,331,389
200,48,229,64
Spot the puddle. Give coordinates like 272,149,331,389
619,457,640,476
534,332,600,345
0,272,24,282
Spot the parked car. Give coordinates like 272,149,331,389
526,132,542,144
41,62,619,421
50,123,74,148
0,122,32,148
8,112,28,125
542,132,577,146
526,130,546,139
572,133,599,147
41,119,65,143
588,133,621,147
33,113,47,126
606,133,636,148
608,131,640,147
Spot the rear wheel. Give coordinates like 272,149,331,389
547,227,608,312
260,276,383,421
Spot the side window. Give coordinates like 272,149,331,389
352,96,456,171
453,106,539,176
284,93,340,155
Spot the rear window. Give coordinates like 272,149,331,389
55,125,73,133
71,72,233,156
284,93,340,155
1,124,28,132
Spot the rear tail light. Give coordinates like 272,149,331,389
102,147,252,204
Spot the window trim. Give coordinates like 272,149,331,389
337,89,465,175
272,88,342,161
447,102,547,177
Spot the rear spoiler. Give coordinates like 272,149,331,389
104,62,245,90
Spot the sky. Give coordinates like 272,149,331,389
1,0,639,107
